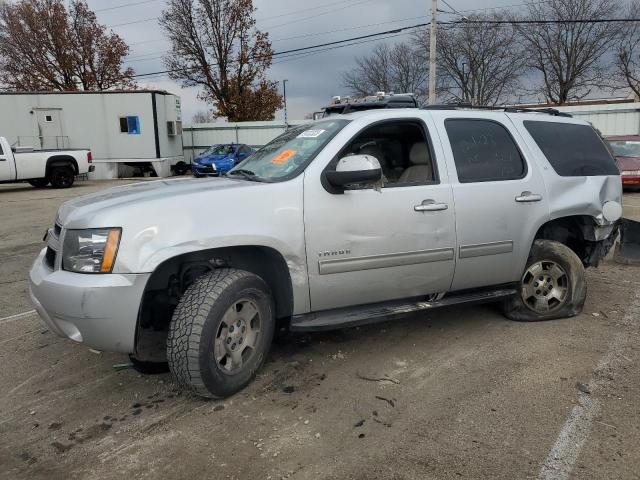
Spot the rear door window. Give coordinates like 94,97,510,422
445,119,526,183
523,121,619,176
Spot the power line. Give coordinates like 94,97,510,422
137,31,412,81
453,0,551,15
271,15,428,43
258,0,364,22
109,17,157,28
264,0,378,30
129,16,640,78
131,23,430,78
107,0,379,31
95,0,162,12
125,15,427,60
440,0,462,15
273,32,412,65
460,18,640,24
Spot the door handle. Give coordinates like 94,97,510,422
414,199,448,212
515,191,543,203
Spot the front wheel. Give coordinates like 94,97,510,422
49,166,75,188
167,268,275,398
502,240,586,321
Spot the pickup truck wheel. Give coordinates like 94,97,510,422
167,268,275,398
503,240,586,321
28,178,49,188
49,166,75,188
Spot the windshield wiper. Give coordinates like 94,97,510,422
226,169,262,181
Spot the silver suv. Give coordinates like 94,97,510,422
29,107,622,398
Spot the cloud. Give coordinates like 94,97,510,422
91,0,549,121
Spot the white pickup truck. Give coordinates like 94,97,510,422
0,136,93,188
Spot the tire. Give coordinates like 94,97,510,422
173,161,188,176
167,268,275,398
502,239,586,321
49,166,75,188
28,178,49,188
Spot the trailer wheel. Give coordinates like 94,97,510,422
173,161,188,176
502,240,586,321
28,178,49,188
49,166,75,188
167,268,275,398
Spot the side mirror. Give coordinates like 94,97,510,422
324,154,382,190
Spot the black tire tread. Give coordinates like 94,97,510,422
166,268,259,398
50,166,75,188
503,239,587,322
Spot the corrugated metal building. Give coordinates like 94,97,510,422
520,99,640,136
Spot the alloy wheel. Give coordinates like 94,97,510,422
521,260,569,313
213,299,261,374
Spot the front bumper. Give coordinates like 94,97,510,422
29,248,150,353
191,163,219,176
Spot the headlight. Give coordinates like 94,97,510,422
62,228,121,273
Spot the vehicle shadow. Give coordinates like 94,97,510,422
266,302,505,369
0,185,38,194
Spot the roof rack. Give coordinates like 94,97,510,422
420,102,573,118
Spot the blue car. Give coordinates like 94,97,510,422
191,143,255,177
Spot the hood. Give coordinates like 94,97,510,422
58,177,258,226
615,155,640,171
196,153,234,164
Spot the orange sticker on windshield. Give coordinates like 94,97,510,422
271,149,297,164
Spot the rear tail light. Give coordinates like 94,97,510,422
87,151,92,163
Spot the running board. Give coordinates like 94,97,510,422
290,287,517,332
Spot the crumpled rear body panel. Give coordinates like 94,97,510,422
544,174,622,226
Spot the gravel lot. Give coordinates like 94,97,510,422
1,180,639,480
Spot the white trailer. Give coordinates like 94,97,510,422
0,90,184,179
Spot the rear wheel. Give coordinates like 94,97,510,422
49,166,75,188
167,268,275,398
28,178,49,188
502,240,586,321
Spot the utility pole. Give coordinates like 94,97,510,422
283,79,289,128
428,0,437,104
462,62,467,103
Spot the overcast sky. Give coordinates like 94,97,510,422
84,0,574,122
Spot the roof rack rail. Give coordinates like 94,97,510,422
420,102,572,118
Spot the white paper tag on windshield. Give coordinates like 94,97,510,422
297,129,325,138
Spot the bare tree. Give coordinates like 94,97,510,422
413,14,527,106
342,43,428,100
616,0,640,99
160,0,282,122
517,0,621,104
192,109,214,123
0,0,135,91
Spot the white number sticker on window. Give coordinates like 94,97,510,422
297,129,325,139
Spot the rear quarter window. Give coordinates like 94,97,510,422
523,121,619,176
445,119,526,183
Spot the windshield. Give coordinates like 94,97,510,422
228,119,349,181
608,141,640,157
202,144,235,156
